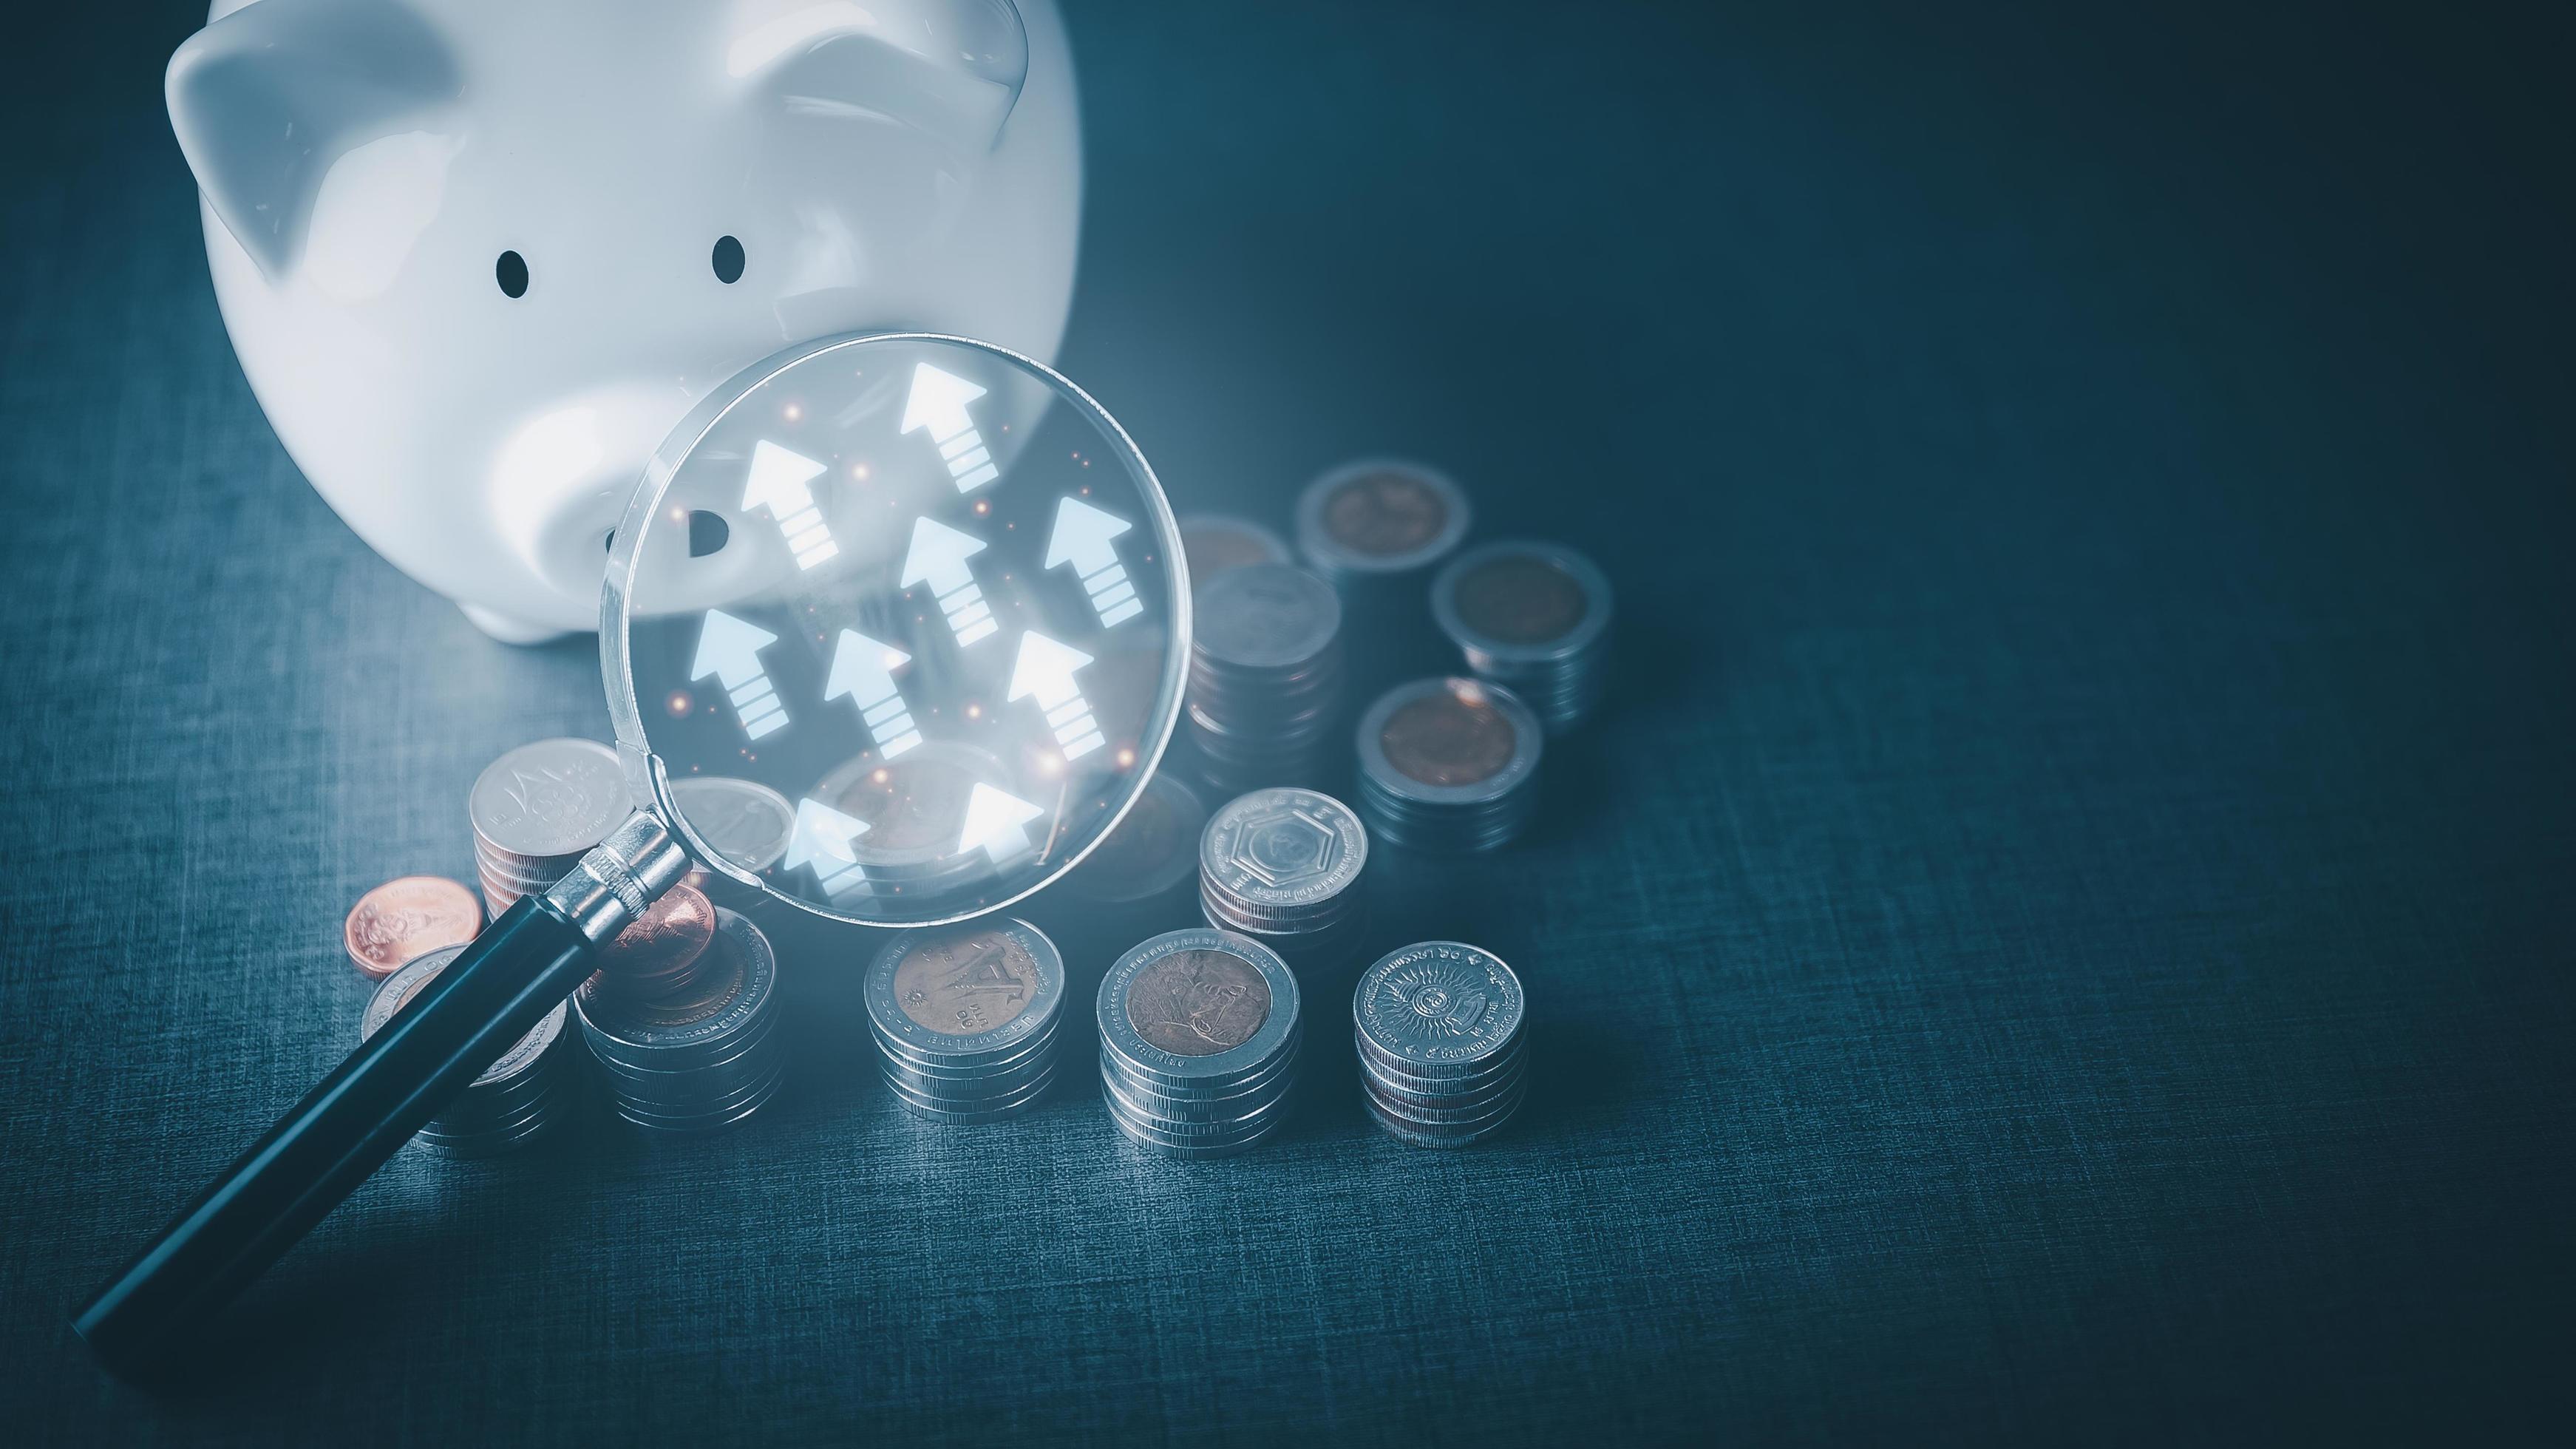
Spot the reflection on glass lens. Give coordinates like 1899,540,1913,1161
607,335,1186,926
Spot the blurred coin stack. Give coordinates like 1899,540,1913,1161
574,908,788,1134
1355,677,1545,852
1186,563,1344,792
812,739,1010,902
1354,942,1528,1148
1197,787,1372,971
1097,929,1302,1158
866,918,1065,1124
1295,458,1472,594
1062,773,1207,911
470,738,629,914
1177,513,1291,603
667,775,795,906
1432,540,1614,734
361,945,575,1157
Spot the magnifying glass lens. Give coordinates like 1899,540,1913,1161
609,334,1187,925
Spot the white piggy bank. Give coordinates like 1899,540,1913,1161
169,0,1080,641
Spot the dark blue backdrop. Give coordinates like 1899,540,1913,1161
1,1,2568,1442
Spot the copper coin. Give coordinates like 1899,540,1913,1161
344,876,483,978
596,883,716,992
1124,948,1272,1056
1378,688,1518,787
1322,469,1450,557
1450,554,1589,646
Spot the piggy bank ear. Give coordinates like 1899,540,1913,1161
730,0,1028,153
166,0,461,280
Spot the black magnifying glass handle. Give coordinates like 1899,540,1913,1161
73,812,686,1380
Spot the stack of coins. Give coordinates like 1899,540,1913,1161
667,776,795,905
1354,942,1528,1148
865,918,1065,1124
361,945,575,1157
1294,459,1471,593
1062,773,1207,909
1186,563,1344,791
1197,787,1372,971
1355,677,1544,852
1096,929,1302,1158
1177,513,1291,601
470,738,628,914
587,882,718,1004
574,908,788,1133
1432,540,1614,733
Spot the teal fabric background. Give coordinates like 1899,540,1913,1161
1,1,2568,1442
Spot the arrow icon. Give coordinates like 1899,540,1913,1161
823,628,922,759
902,515,998,648
1008,629,1104,760
783,795,873,899
901,362,1001,494
692,609,790,740
739,440,837,570
1045,495,1143,628
956,781,1045,866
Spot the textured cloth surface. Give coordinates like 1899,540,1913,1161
1,1,2569,1443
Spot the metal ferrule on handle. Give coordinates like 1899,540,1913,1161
73,812,686,1379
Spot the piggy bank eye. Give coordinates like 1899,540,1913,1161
711,235,745,285
495,251,530,299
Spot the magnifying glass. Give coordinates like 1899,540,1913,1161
75,334,1188,1377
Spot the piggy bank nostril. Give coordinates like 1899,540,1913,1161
687,510,729,557
495,250,529,297
711,235,745,284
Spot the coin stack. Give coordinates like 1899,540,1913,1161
1197,787,1372,972
588,882,719,1004
1096,929,1302,1158
667,775,795,906
1186,563,1344,792
471,738,630,914
865,918,1065,1124
1354,677,1545,852
812,739,1010,903
1294,459,1472,593
1063,772,1207,909
574,907,789,1133
1354,941,1529,1148
1177,513,1291,601
361,945,576,1157
1432,540,1614,733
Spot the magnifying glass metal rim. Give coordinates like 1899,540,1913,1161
600,330,1193,929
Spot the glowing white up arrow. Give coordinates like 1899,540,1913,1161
784,795,872,899
739,440,837,569
1008,629,1104,760
902,516,997,648
901,363,1000,494
956,781,1044,866
692,609,789,740
1045,496,1142,628
823,628,922,759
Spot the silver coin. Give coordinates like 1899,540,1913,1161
878,1045,1058,1103
870,1011,1061,1079
1194,565,1342,671
883,1062,1057,1118
1101,1062,1294,1131
667,775,796,875
1358,1041,1527,1107
864,917,1063,1063
616,1076,786,1134
1198,787,1367,920
810,738,1013,880
1353,679,1544,852
1178,513,1292,597
1364,1067,1529,1124
1095,929,1299,1086
611,1051,789,1116
1295,458,1471,580
469,738,628,861
1061,772,1207,906
1353,941,1526,1074
1104,1091,1294,1152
